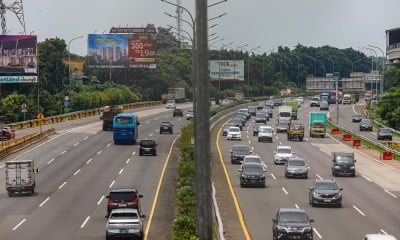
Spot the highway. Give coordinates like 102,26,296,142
214,100,400,239
0,104,192,240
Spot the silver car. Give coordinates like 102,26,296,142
285,157,309,179
106,208,145,240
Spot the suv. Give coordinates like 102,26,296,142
238,162,266,188
377,127,392,141
230,145,252,164
1,127,15,140
285,157,308,179
331,152,356,177
287,122,304,141
106,188,143,217
173,108,183,117
160,121,173,134
139,139,157,156
106,208,145,240
258,125,273,142
272,208,314,240
359,119,373,131
309,179,343,208
165,100,176,109
248,106,257,116
255,112,268,123
274,145,295,165
310,96,320,107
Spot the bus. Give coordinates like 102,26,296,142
112,113,140,144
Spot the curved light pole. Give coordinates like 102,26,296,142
68,35,83,95
368,44,385,97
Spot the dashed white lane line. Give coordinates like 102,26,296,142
58,182,67,189
316,174,323,180
106,143,112,147
47,158,55,165
96,150,102,155
12,219,26,231
39,197,50,207
282,187,288,195
73,169,81,176
380,229,389,235
83,136,89,141
384,189,397,198
126,158,130,164
313,228,323,239
118,169,124,175
353,205,366,216
361,175,372,182
86,158,93,164
97,196,105,205
60,150,67,155
73,142,79,147
270,173,276,180
80,216,90,228
109,180,115,188
149,133,154,136
132,151,136,156
294,204,299,209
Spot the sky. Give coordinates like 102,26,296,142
4,0,399,57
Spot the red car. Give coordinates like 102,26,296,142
1,127,15,140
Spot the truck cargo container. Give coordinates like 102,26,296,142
309,112,327,138
5,160,36,196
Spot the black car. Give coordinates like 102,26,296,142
160,121,173,134
230,145,252,164
238,162,266,187
106,188,143,217
229,119,243,131
309,179,343,208
377,127,392,141
248,106,257,116
252,123,265,136
359,119,373,131
257,101,265,110
351,114,363,122
272,208,314,240
173,108,183,117
139,139,157,156
255,112,268,124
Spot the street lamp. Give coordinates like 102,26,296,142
368,44,385,97
68,35,83,94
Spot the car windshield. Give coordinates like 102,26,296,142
277,148,292,154
313,122,324,128
109,191,137,202
380,128,391,133
279,112,291,117
278,122,288,127
291,124,303,130
141,140,155,147
161,122,171,126
229,128,240,133
254,123,264,129
279,212,308,223
361,119,370,124
243,165,264,174
244,157,261,164
259,128,272,133
289,160,305,166
115,116,133,124
233,146,249,154
311,97,319,101
111,212,139,219
335,155,354,164
224,124,234,130
315,182,338,190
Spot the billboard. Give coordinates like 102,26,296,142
87,33,157,69
0,35,37,83
209,60,244,82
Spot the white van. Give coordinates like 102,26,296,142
363,234,397,240
258,125,273,143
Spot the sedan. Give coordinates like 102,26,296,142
222,123,235,136
359,119,373,131
226,126,242,141
285,157,309,179
252,123,265,136
351,114,363,122
276,121,290,133
230,145,252,164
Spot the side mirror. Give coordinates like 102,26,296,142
240,161,243,164
139,194,144,198
106,195,110,199
238,169,242,172
354,159,356,162
309,187,314,190
310,219,315,223
340,188,343,191
141,214,146,218
272,219,277,223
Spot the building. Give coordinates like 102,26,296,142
386,27,400,66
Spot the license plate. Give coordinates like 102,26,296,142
120,229,129,233
324,199,332,203
118,203,127,207
164,127,168,129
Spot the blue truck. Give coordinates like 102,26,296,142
309,112,327,138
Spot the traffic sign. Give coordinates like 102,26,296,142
37,113,45,120
21,103,27,110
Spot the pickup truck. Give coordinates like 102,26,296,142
106,208,145,240
287,122,304,141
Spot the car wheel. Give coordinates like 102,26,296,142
304,174,308,179
300,137,304,141
311,201,316,207
337,202,342,208
153,151,157,156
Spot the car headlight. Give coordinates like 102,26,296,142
350,166,355,169
313,192,320,197
334,166,340,169
277,226,289,232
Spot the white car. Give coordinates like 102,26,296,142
165,100,176,109
227,126,242,140
258,125,273,142
241,155,267,172
274,145,295,165
186,110,194,120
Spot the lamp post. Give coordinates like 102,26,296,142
368,44,385,97
68,35,83,94
364,47,378,98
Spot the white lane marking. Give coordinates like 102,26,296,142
155,117,159,120
126,158,130,164
313,228,323,239
73,142,79,147
86,158,92,164
83,136,89,141
131,151,136,156
47,158,55,165
384,189,397,198
80,216,90,228
119,169,124,175
58,182,67,189
251,146,254,151
248,140,251,145
60,150,67,155
96,151,102,155
0,164,3,168
97,196,105,205
12,219,26,231
270,173,276,180
109,180,115,188
380,229,389,235
320,148,327,153
73,169,81,176
282,187,288,195
39,197,50,207
107,143,111,147
150,133,154,137
316,174,323,180
353,205,366,216
294,204,299,209
361,175,372,182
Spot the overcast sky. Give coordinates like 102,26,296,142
5,0,399,56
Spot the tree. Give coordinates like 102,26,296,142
383,67,400,90
375,87,400,129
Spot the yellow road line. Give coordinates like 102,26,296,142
144,135,180,240
216,121,251,239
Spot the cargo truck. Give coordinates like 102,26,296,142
102,105,124,131
309,112,327,138
285,101,298,120
168,87,186,103
5,160,36,196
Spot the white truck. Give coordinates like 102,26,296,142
278,105,293,123
5,160,36,196
168,87,186,103
342,94,352,104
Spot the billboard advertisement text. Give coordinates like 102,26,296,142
209,60,244,82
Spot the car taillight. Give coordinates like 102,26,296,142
127,198,138,205
107,199,118,205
